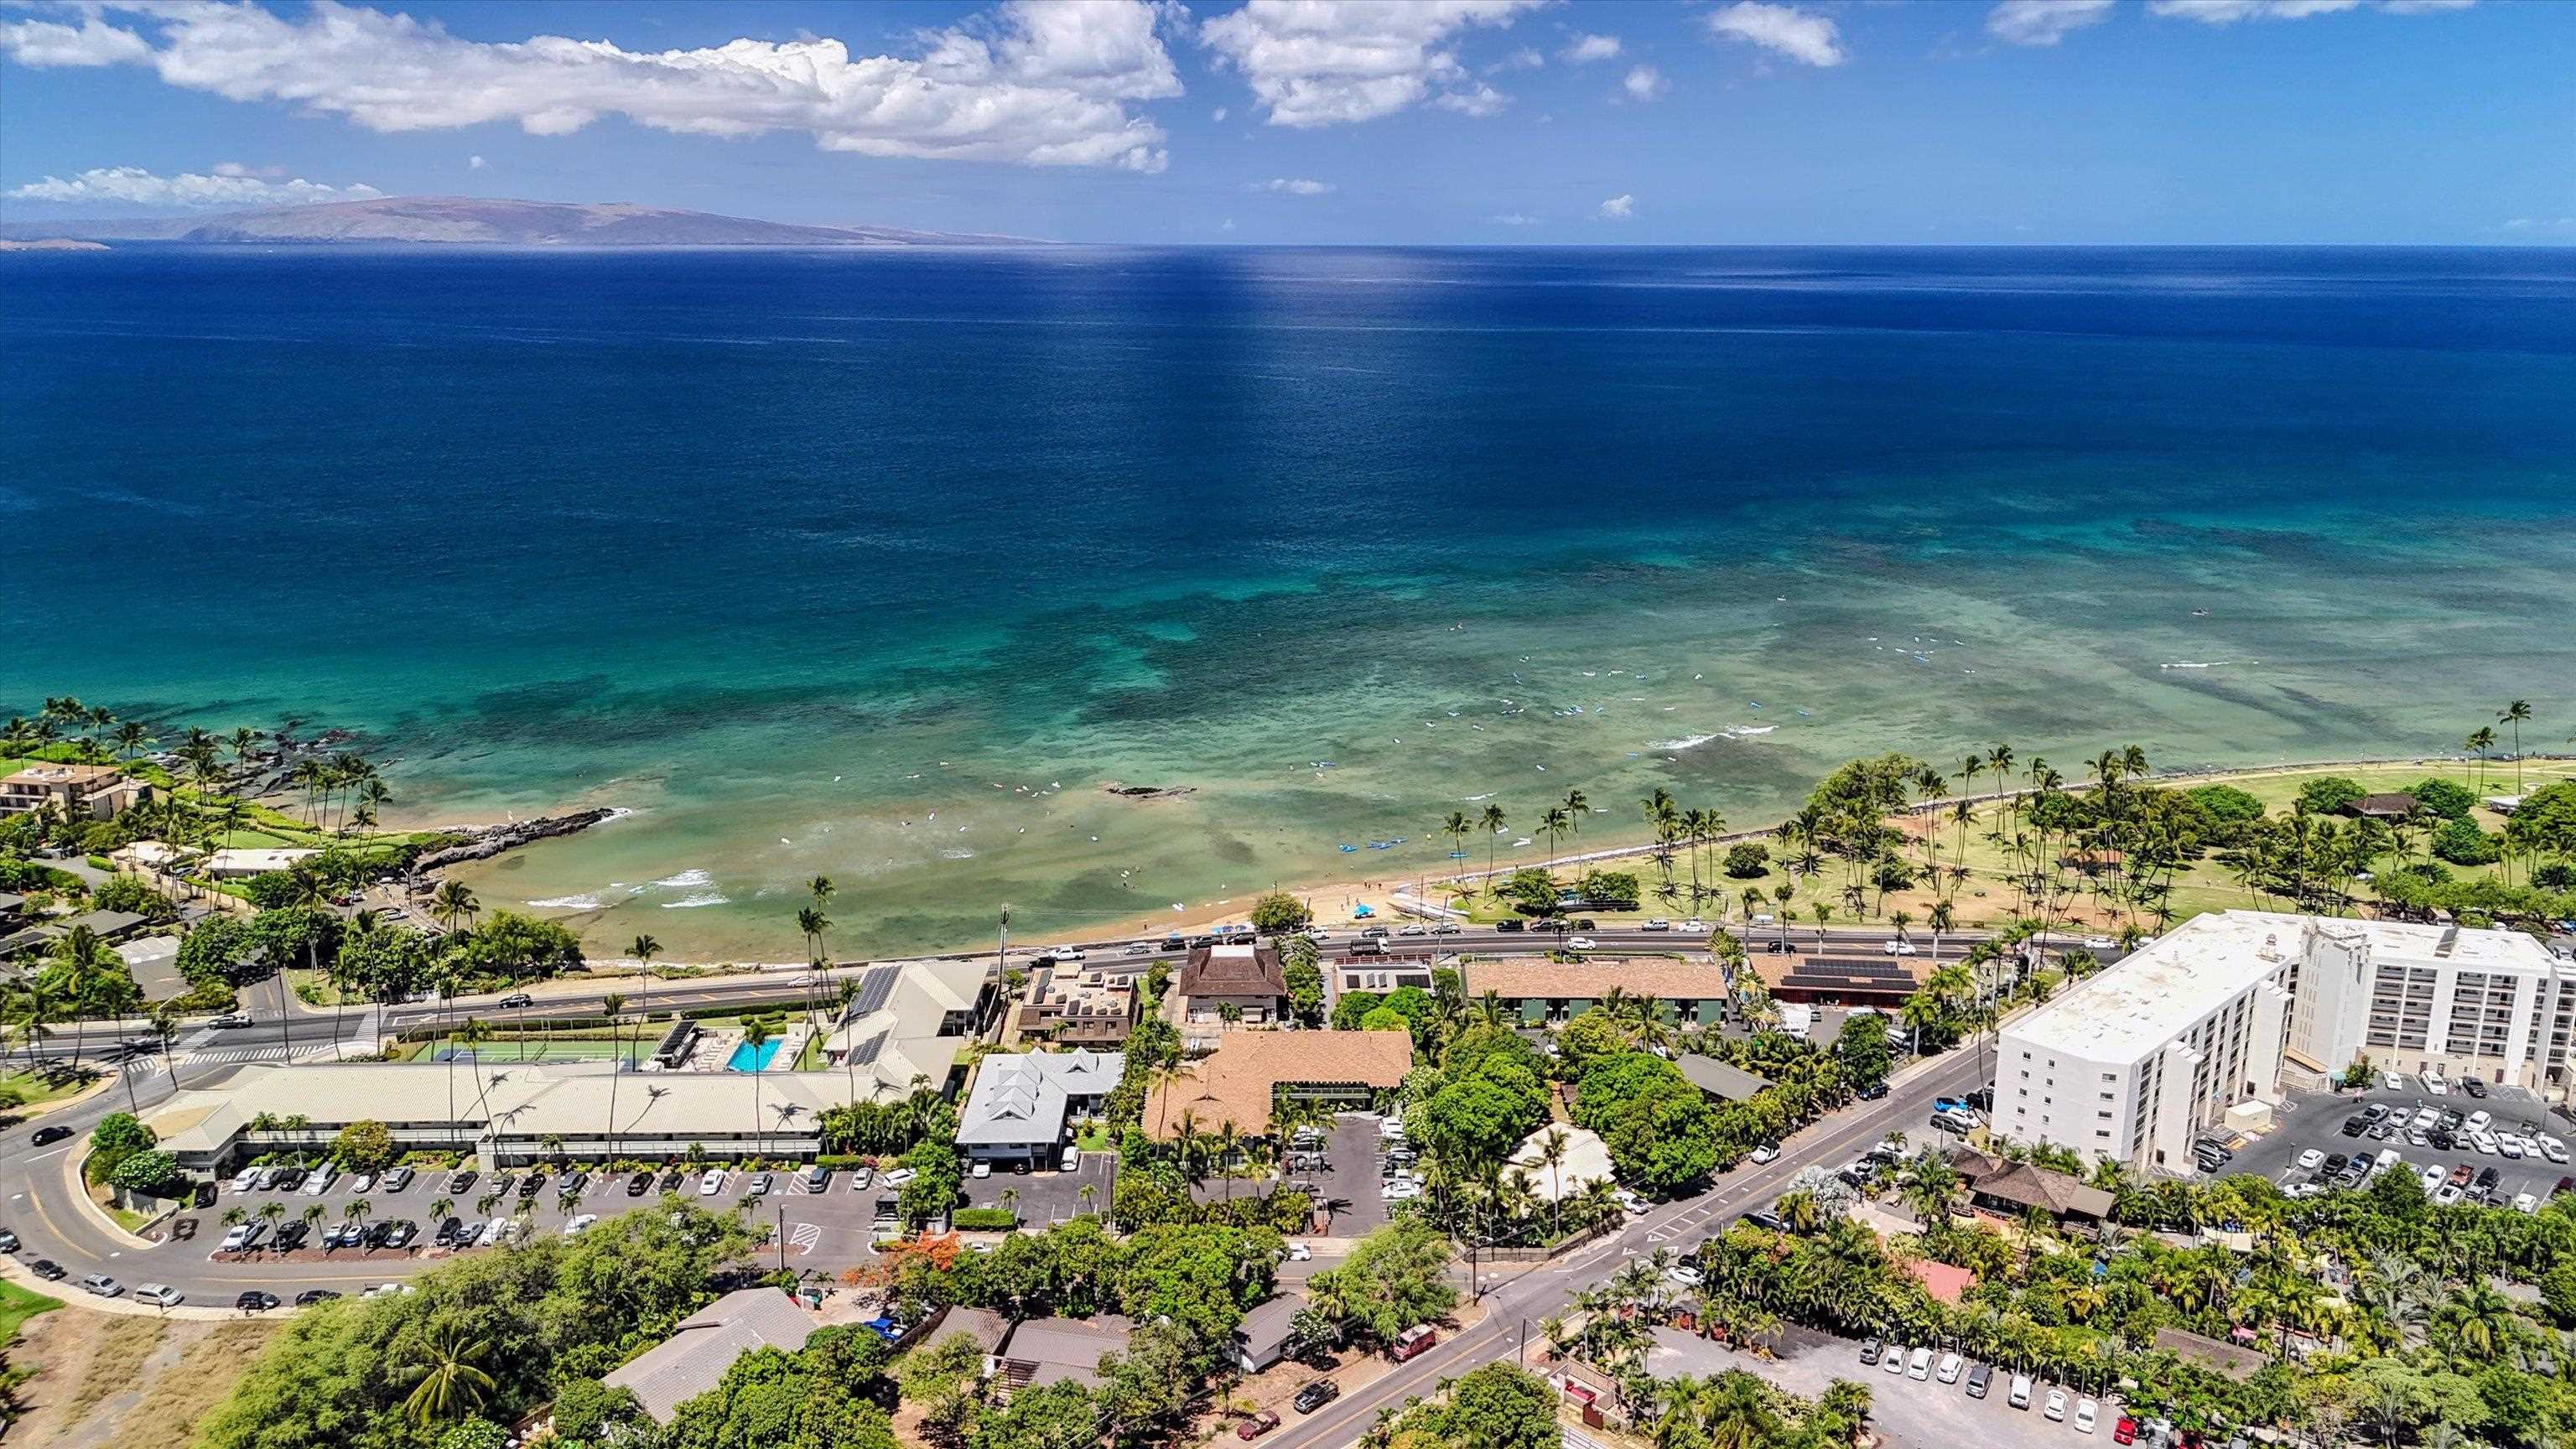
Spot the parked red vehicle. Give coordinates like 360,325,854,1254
1390,1325,1438,1361
1235,1410,1280,1441
2112,1417,2138,1445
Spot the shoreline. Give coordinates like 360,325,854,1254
493,750,2564,970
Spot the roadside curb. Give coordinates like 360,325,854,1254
0,1254,248,1322
60,1145,160,1254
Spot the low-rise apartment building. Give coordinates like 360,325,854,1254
0,763,149,820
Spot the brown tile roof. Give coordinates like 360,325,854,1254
1176,943,1287,999
1965,1160,2114,1219
1144,1030,1411,1139
2350,792,2418,818
1459,957,1731,1000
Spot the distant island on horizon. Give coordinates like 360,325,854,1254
0,195,1044,248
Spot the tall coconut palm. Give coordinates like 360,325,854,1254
599,990,626,1164
1477,803,1508,887
1540,807,1572,873
742,1019,774,1159
47,926,124,1076
630,933,662,1070
1441,811,1471,878
402,1326,496,1429
2464,727,2496,790
2500,700,2533,793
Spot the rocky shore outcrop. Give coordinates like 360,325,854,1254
413,808,620,871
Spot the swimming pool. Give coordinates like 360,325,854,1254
725,1038,786,1072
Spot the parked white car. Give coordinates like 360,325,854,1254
2295,1149,2324,1171
1907,1347,1932,1380
2045,1388,2069,1421
2513,1192,2540,1213
2381,1071,2404,1091
135,1283,184,1307
699,1169,729,1197
229,1166,262,1193
1748,1145,1779,1165
1936,1352,1963,1384
2466,1110,2494,1133
1285,1241,1312,1261
2075,1398,2099,1435
563,1214,600,1237
2542,1136,2569,1165
302,1165,339,1197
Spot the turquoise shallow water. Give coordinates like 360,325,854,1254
3,246,2572,958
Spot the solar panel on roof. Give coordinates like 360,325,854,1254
849,965,899,1018
846,1031,891,1067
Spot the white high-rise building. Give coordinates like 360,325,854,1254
1997,914,2296,1172
2272,911,2570,1089
1994,911,2575,1171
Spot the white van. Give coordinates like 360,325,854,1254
2372,1149,2402,1176
1908,1347,1932,1380
2008,1374,2033,1410
302,1164,339,1197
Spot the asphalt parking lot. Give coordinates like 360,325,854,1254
2226,1080,2573,1208
1649,1325,2094,1449
961,1151,1114,1223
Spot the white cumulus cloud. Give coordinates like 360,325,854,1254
5,165,382,208
2149,0,2471,21
467,153,486,169
1622,64,1666,101
1488,212,1543,226
0,0,1184,172
0,16,150,66
1705,2,1846,67
1253,176,1334,195
1561,33,1622,63
1200,0,1546,127
1987,0,2117,45
1597,194,1634,221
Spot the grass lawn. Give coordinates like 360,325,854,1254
0,1067,101,1114
1434,759,2576,939
0,1279,62,1344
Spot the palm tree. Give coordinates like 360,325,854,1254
742,1019,774,1159
402,1326,497,1429
431,880,479,937
2465,727,2496,790
631,933,662,1078
1478,803,1507,886
1537,1127,1570,1239
2500,700,2533,793
46,926,126,1076
1540,806,1572,874
599,990,626,1165
1441,811,1471,877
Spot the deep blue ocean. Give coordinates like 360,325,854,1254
4,246,2572,957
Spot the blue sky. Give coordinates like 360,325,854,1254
3,0,2569,243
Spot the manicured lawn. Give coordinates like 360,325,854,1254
0,1067,100,1113
1436,758,2574,939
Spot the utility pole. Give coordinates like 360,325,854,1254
776,1204,787,1277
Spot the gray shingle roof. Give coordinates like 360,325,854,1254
602,1288,818,1422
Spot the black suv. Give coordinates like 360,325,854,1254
29,1259,65,1281
2338,1118,2366,1138
236,1291,281,1313
1292,1381,1341,1414
627,1170,657,1197
519,1173,546,1199
658,1167,687,1193
272,1221,309,1252
294,1289,341,1306
434,1216,465,1245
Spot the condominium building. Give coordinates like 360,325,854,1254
2271,911,2570,1093
0,763,149,820
1995,912,2293,1172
